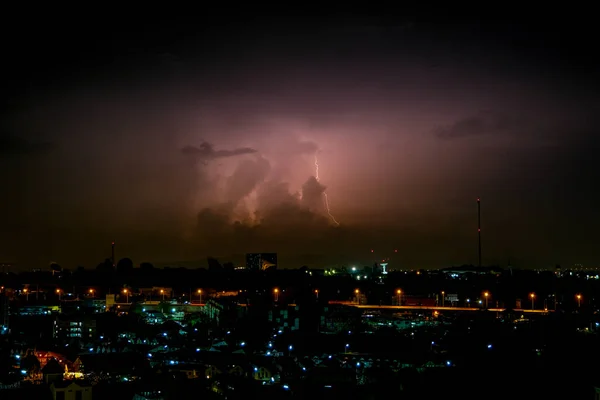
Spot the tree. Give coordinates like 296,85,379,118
96,258,114,272
207,257,222,270
158,301,172,314
20,350,41,376
49,263,62,273
186,313,211,327
117,258,134,274
129,302,143,314
140,262,154,271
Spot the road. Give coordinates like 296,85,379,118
333,302,552,313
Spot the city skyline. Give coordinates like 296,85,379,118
2,14,600,269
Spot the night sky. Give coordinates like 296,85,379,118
1,12,599,269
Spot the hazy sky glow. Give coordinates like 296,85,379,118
1,15,599,269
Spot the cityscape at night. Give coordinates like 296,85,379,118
2,9,600,400
2,261,600,399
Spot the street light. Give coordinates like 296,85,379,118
314,289,319,299
441,291,445,307
483,292,489,309
345,343,350,353
197,289,202,304
23,288,29,301
56,288,62,301
396,289,402,306
530,293,535,310
354,289,360,305
89,289,94,298
123,289,129,303
160,289,165,301
576,294,582,308
273,288,279,302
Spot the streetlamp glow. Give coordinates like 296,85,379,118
483,292,489,309
197,289,202,304
530,293,535,310
273,288,279,302
123,289,129,303
576,294,582,308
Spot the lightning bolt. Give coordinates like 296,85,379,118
315,152,340,226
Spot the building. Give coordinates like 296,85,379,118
42,358,66,384
320,305,361,334
245,253,278,271
53,315,97,340
0,290,8,332
268,305,300,331
50,380,92,400
16,304,60,316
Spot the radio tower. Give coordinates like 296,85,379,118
477,197,482,268
111,241,116,267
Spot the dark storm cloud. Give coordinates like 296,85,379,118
0,135,53,157
433,112,522,140
181,142,257,160
192,174,339,262
194,174,333,252
301,176,327,212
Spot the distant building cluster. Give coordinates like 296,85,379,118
245,253,278,271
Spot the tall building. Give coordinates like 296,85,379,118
245,253,278,271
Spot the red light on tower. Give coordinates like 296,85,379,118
394,249,398,253
477,197,480,202
370,249,374,253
